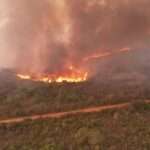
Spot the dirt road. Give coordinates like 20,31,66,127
0,101,149,125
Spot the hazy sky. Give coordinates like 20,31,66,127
0,0,150,75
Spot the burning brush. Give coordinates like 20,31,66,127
17,65,88,83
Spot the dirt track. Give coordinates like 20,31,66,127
0,101,149,125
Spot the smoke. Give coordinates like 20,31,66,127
0,0,150,77
68,0,150,55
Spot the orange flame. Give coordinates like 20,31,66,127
17,66,88,83
17,74,31,80
84,47,131,62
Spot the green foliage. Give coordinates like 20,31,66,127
0,72,150,119
131,101,150,112
0,106,150,150
75,127,103,146
0,71,150,149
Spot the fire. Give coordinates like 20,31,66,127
84,52,111,61
16,47,133,83
16,66,88,83
84,47,131,62
17,73,87,83
17,74,31,80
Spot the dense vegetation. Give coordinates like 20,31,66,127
0,69,150,119
0,68,150,149
0,102,149,150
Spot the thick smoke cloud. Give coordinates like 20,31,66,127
0,0,150,76
68,0,150,56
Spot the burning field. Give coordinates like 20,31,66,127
0,0,150,126
15,47,133,83
0,0,150,149
0,0,150,120
17,66,88,83
0,0,150,83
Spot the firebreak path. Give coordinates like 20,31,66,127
0,100,149,125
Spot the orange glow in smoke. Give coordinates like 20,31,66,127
16,48,132,83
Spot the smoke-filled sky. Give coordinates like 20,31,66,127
0,0,150,76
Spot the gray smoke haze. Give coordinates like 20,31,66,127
0,0,150,77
